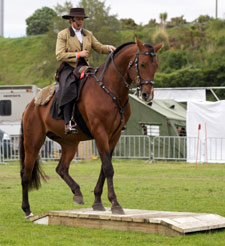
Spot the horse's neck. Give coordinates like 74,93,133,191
104,45,136,104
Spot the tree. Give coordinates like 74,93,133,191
26,7,57,36
158,50,188,73
197,15,213,32
120,18,137,29
198,15,212,24
147,19,158,27
159,12,167,27
167,15,187,26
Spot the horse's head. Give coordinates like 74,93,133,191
128,38,163,102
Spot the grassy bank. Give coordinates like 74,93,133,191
0,160,225,245
0,35,51,87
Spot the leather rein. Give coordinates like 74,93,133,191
89,44,156,125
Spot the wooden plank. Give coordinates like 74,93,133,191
48,215,182,236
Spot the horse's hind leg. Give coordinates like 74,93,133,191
20,120,46,217
56,142,84,204
21,151,44,217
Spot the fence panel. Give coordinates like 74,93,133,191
92,135,152,159
152,136,187,161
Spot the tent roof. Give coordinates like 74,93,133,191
129,95,186,121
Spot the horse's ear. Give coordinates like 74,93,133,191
135,37,145,51
154,43,164,53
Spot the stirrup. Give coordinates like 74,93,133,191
70,124,78,134
65,121,78,135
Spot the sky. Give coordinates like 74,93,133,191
2,0,225,38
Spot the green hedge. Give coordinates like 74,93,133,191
155,66,225,88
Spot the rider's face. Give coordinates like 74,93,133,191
71,17,84,30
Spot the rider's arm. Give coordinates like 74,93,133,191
88,31,109,54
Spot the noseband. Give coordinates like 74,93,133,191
128,44,156,90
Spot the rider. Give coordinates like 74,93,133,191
55,8,116,135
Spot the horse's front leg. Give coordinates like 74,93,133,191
56,142,84,205
92,166,106,211
94,135,124,214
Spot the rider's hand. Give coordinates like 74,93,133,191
79,50,89,58
107,45,116,53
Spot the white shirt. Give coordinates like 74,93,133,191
72,26,83,44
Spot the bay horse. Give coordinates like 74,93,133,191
20,38,162,218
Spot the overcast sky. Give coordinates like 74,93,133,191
3,0,225,38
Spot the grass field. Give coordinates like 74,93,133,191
0,159,225,246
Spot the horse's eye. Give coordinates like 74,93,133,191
141,63,145,68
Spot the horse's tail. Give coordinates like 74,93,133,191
20,115,47,190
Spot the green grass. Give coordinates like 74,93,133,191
0,160,225,245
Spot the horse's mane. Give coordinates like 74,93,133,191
113,41,154,56
112,41,136,57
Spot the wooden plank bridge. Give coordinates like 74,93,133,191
30,208,225,236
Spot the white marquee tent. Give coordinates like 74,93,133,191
187,101,225,163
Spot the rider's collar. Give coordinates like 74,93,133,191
69,26,86,37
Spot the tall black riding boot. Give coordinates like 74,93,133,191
63,101,77,135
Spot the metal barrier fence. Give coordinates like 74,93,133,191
1,135,225,163
153,136,187,161
0,135,152,163
92,135,152,159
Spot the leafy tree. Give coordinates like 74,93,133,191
147,19,158,27
167,15,187,26
186,25,202,50
197,15,213,32
158,50,188,73
26,7,57,35
198,15,212,24
120,18,137,29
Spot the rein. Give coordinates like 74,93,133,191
91,54,129,124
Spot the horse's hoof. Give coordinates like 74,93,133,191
111,206,125,215
25,213,34,219
92,203,106,211
73,195,84,205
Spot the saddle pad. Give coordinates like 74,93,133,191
34,82,56,106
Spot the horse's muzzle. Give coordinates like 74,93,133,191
141,89,154,102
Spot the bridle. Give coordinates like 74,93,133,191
127,44,156,90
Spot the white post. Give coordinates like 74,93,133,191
215,0,218,19
0,0,3,37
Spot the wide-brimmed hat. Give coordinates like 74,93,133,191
62,8,89,19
